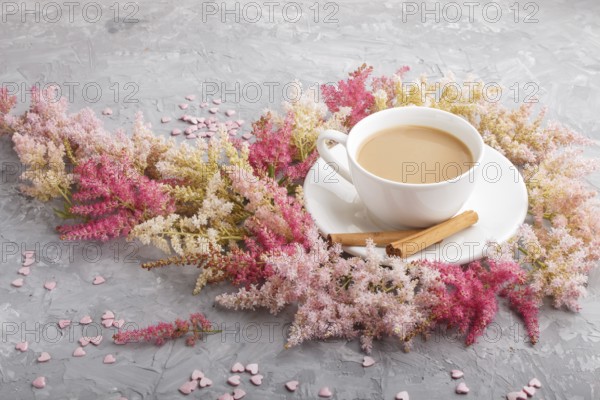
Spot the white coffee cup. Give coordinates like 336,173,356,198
316,106,485,228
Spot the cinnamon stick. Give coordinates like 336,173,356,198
386,210,479,258
327,230,422,247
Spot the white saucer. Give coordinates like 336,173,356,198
303,144,528,264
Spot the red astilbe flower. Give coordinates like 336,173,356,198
247,111,294,178
321,63,375,128
426,259,539,345
57,154,175,241
113,313,214,346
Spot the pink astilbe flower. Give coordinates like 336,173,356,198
113,313,213,346
247,112,295,178
0,87,17,135
57,154,175,241
321,63,375,128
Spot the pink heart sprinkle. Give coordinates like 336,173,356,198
179,104,189,110
199,377,212,388
178,380,198,395
102,311,114,320
191,370,204,380
318,387,333,398
32,376,46,389
241,133,252,140
58,320,71,329
113,319,125,328
228,129,238,136
11,278,24,287
18,266,31,276
451,369,464,379
218,394,234,400
362,356,375,367
208,107,218,114
189,117,198,125
232,388,246,399
181,114,191,121
93,276,106,285
161,116,172,123
227,375,241,386
23,250,35,258
73,347,86,357
528,378,541,388
200,102,208,108
235,120,245,126
171,128,182,136
285,381,299,392
79,337,91,346
103,354,116,364
102,318,115,328
395,391,409,400
506,391,528,400
250,374,263,386
245,363,259,375
225,110,236,117
102,108,113,115
522,386,535,397
15,341,28,352
79,316,92,325
186,134,197,139
456,382,470,394
213,99,222,105
37,352,51,362
90,336,103,346
231,362,245,373
43,281,56,291
22,258,35,266
185,94,196,101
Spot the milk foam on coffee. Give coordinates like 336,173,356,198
357,125,473,184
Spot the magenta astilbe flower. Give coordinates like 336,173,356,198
247,111,295,178
321,63,375,127
0,87,17,116
57,154,175,241
113,313,213,346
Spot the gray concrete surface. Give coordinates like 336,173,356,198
1,0,600,399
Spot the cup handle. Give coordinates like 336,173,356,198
316,129,353,184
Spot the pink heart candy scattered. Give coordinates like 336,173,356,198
102,311,114,320
171,128,182,136
318,387,333,398
241,133,252,140
235,120,245,126
43,281,56,291
250,374,263,386
90,335,103,346
285,381,299,392
218,394,234,400
93,276,106,285
18,266,31,276
103,354,116,364
227,375,241,386
395,391,409,400
102,108,113,115
186,134,197,139
208,107,218,114
245,363,259,375
11,278,24,287
102,318,115,328
32,376,46,389
23,250,35,258
528,378,541,388
178,380,198,395
113,319,125,328
200,102,208,108
189,117,198,125
522,386,535,397
15,341,28,352
78,337,90,346
225,110,236,117
179,104,189,110
213,99,222,105
231,362,245,373
451,369,464,379
181,114,191,121
73,347,86,357
191,370,204,380
199,377,212,388
362,356,375,367
232,388,246,399
506,391,528,400
37,352,51,362
58,319,71,329
228,129,238,136
456,382,470,394
22,257,35,266
185,94,196,101
79,315,92,324
161,116,172,123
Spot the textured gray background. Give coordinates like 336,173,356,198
1,0,600,399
